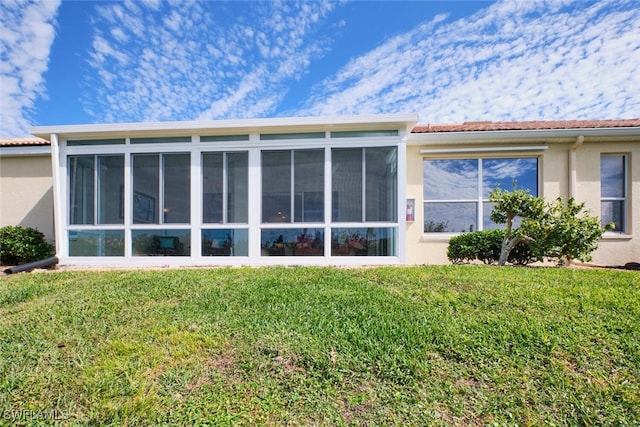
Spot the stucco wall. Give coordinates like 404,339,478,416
0,155,54,243
406,139,639,266
576,141,638,266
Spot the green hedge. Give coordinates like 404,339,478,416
0,226,54,265
447,229,534,265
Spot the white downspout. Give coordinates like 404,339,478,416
569,135,584,198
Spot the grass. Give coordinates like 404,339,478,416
0,266,638,425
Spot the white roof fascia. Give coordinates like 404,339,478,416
31,114,418,140
0,145,51,156
408,126,640,145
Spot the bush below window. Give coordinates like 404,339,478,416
447,229,534,265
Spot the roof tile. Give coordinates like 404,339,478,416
0,137,51,147
411,119,640,133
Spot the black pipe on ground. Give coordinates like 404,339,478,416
3,256,59,275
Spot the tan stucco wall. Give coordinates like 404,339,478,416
0,155,54,243
575,141,638,266
406,139,639,266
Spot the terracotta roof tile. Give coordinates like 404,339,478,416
411,119,640,133
0,137,50,147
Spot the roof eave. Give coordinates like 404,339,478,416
31,114,419,140
408,126,640,144
0,145,52,157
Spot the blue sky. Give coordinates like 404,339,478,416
1,0,639,137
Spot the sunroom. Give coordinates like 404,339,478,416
32,114,417,267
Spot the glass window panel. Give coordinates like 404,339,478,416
202,229,248,256
601,155,625,198
68,230,124,256
332,148,363,222
202,153,224,223
424,202,477,233
201,135,248,142
294,150,324,222
163,154,190,224
133,155,159,224
131,136,190,144
260,132,325,140
227,152,248,223
482,158,538,198
366,147,397,222
262,151,291,223
423,159,478,200
601,200,625,231
69,156,95,225
330,130,398,138
331,227,396,256
482,202,525,230
132,229,190,256
67,139,125,146
97,156,124,224
261,228,324,256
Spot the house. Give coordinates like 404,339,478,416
3,114,637,267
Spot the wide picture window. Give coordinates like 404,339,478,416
423,157,538,233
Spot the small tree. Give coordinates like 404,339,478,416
489,189,609,266
488,188,545,266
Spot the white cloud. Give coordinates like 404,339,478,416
0,0,61,137
300,0,640,123
85,0,337,123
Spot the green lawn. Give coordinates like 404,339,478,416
1,266,638,426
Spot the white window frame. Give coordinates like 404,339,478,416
55,130,407,267
601,154,628,234
423,156,540,234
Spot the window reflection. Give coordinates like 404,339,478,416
202,229,248,256
331,227,396,256
483,158,538,197
601,155,626,231
261,228,324,256
69,230,124,256
423,157,538,232
132,230,190,256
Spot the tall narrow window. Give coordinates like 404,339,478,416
202,152,248,222
202,152,249,257
262,149,324,223
332,147,397,222
132,153,190,224
365,147,397,222
601,155,626,232
332,148,362,222
98,156,125,224
69,155,124,225
69,156,95,225
68,154,124,257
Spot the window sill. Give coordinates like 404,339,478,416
420,233,460,242
600,232,632,241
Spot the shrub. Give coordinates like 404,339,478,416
0,226,54,265
531,197,609,265
447,229,534,266
490,189,608,266
447,232,478,264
